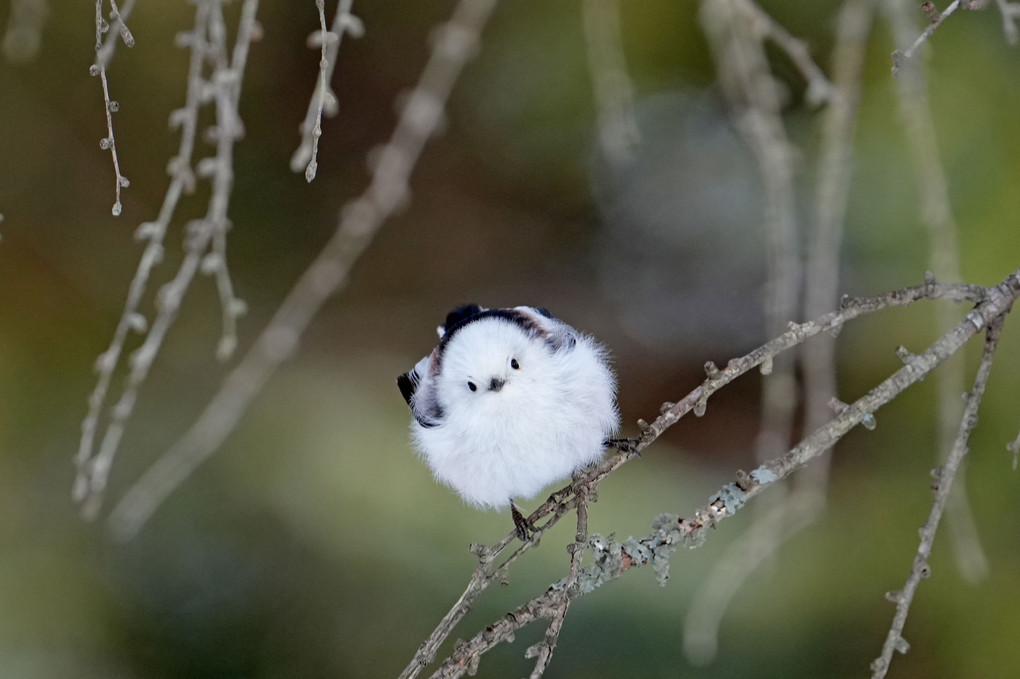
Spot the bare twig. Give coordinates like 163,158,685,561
524,484,589,678
75,0,210,514
870,314,1006,678
96,65,128,217
887,0,988,583
106,0,500,541
733,0,836,105
400,484,579,679
399,270,1016,677
202,0,256,363
804,0,874,346
75,0,260,519
891,0,961,75
291,0,364,181
105,0,134,47
429,567,577,678
90,0,135,216
93,0,135,70
599,274,1007,579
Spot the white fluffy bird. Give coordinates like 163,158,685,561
398,305,620,534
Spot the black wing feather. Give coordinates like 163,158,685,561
442,304,485,334
397,371,418,406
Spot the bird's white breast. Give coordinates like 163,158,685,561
410,317,618,509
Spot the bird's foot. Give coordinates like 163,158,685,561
605,437,641,455
510,502,536,542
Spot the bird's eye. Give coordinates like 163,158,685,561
467,381,477,392
510,358,520,370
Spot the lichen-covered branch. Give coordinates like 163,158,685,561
591,273,1014,589
509,277,989,556
398,269,1017,678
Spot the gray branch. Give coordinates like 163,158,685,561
871,315,1006,678
291,0,364,182
76,0,260,519
399,269,1018,677
106,0,501,541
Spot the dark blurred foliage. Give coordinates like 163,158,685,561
0,2,1018,677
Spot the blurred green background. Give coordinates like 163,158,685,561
1,1,1019,677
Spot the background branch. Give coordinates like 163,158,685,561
90,0,135,216
886,0,988,583
106,0,500,540
75,0,259,519
581,0,641,167
994,0,1020,43
290,0,364,182
2,0,48,62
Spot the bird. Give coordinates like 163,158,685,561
398,304,620,538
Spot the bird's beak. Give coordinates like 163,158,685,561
488,377,506,392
